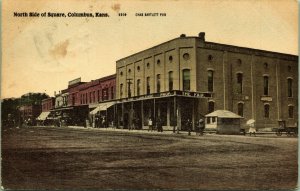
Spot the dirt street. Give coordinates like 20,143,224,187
2,126,298,190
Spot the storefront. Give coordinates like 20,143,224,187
115,90,212,131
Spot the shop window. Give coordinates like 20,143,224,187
146,77,151,95
169,71,173,91
288,105,294,118
182,69,190,91
208,101,214,113
237,73,243,94
156,74,161,93
120,84,123,98
287,78,293,97
263,76,269,96
137,79,141,96
238,103,244,117
208,70,214,92
264,104,270,118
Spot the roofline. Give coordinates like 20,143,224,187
116,36,297,62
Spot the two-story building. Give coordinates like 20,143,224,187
115,33,298,131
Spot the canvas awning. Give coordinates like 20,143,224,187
205,110,243,118
90,101,115,115
36,111,51,121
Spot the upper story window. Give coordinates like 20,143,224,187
287,78,293,98
157,59,161,65
208,55,213,61
169,56,173,63
146,77,151,95
120,83,123,98
156,74,161,93
128,69,131,73
137,66,140,71
169,71,173,91
237,59,242,66
182,69,190,91
146,63,150,68
208,70,214,92
237,103,244,117
264,62,268,69
236,73,243,94
264,104,270,118
183,53,190,60
111,87,114,99
208,101,214,113
263,76,269,96
120,71,123,76
137,79,141,96
288,65,292,72
102,88,109,101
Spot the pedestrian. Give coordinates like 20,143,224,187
157,117,163,132
198,119,205,136
186,119,192,136
148,118,153,131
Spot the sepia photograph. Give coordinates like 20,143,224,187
2,0,298,190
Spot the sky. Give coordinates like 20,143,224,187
2,0,298,99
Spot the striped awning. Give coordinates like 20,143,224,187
90,101,115,115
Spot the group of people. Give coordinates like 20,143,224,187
148,117,163,132
94,116,107,128
185,118,205,136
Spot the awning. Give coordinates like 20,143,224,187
205,110,243,118
36,111,51,120
90,101,115,115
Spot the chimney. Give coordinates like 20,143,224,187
180,34,186,38
199,32,205,41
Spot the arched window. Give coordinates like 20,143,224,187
288,105,294,119
238,103,244,117
120,83,123,98
169,71,173,91
146,77,150,95
237,73,243,94
264,104,270,118
182,69,190,91
137,79,141,96
208,70,214,92
263,76,269,96
287,78,293,97
208,101,214,113
156,74,161,93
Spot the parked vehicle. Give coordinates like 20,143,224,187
274,120,298,136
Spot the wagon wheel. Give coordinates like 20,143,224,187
276,130,282,136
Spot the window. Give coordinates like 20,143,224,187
120,84,123,98
237,73,243,94
288,78,293,97
208,70,214,92
169,56,173,63
208,101,214,113
137,79,141,96
127,81,132,98
120,71,123,76
146,77,150,95
157,59,161,65
128,69,131,73
208,55,213,61
98,90,100,102
288,105,294,118
263,76,269,95
264,62,268,69
85,93,87,103
169,71,173,91
237,59,242,66
93,91,95,103
111,87,114,99
156,74,161,93
182,69,190,91
238,103,244,117
264,104,270,118
102,88,108,101
90,92,92,103
137,66,140,71
288,66,291,72
183,53,190,60
146,63,150,68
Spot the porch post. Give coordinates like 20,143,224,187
141,100,144,129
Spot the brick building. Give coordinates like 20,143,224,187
36,97,55,125
19,104,42,125
115,33,298,130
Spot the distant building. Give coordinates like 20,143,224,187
19,104,42,125
115,33,298,130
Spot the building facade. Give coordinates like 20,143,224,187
116,33,298,130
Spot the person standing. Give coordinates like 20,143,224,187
157,117,163,132
148,118,153,131
186,119,192,136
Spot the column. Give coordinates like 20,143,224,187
192,99,195,130
141,100,144,129
167,100,170,127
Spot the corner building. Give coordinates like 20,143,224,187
116,33,298,131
